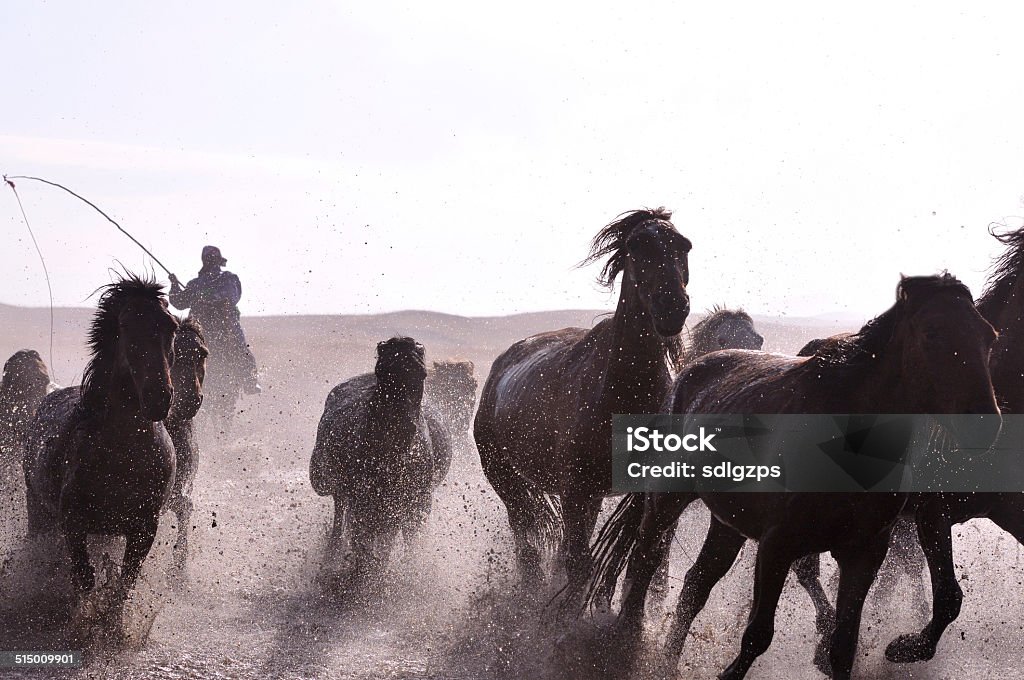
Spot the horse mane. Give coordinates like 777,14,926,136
580,207,677,288
693,306,753,335
81,273,167,412
977,224,1024,321
812,273,972,367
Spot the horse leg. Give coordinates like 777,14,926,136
64,525,94,593
717,528,799,680
171,495,193,573
328,494,348,558
637,517,677,608
792,553,836,636
26,484,56,536
663,516,746,665
560,491,601,589
821,531,890,680
612,493,697,668
477,435,546,583
117,524,158,606
885,501,959,663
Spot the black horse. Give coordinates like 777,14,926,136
23,274,178,629
163,318,209,572
581,274,1000,680
310,337,451,585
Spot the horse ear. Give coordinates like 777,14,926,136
897,273,909,301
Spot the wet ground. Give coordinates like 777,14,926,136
2,312,1024,679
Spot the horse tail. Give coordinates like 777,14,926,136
580,492,647,610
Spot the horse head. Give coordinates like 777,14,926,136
170,317,209,421
585,207,692,337
375,336,427,406
87,275,179,422
891,274,1001,448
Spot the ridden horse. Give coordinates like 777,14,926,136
163,318,209,571
0,350,52,466
22,274,178,626
582,274,1000,680
310,337,450,584
474,208,691,586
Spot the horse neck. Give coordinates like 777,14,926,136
851,334,926,413
81,353,148,428
601,271,671,410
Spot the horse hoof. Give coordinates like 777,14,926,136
885,633,935,663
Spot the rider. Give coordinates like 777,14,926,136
169,245,261,395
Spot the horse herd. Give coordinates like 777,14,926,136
0,206,1022,679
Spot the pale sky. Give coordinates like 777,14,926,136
3,2,1024,319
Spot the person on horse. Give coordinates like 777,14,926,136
169,245,261,395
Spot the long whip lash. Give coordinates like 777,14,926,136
4,176,59,382
3,175,173,276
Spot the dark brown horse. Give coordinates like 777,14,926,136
880,226,1024,663
583,274,1000,680
163,317,209,572
310,337,449,585
474,208,690,587
22,274,178,626
0,350,52,467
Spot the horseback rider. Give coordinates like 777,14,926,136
169,246,261,394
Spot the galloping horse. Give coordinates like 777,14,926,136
647,307,765,600
583,274,1000,680
23,274,178,626
164,318,209,571
474,208,691,586
310,337,449,584
881,225,1024,663
0,350,52,466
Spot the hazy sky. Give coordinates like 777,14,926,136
3,2,1024,319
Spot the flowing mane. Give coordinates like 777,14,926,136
810,273,972,368
977,224,1024,320
580,207,680,287
81,273,168,412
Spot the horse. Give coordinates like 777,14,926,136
22,274,179,629
163,317,209,572
646,307,765,600
878,225,1024,663
424,360,478,452
474,207,691,587
582,274,1000,680
679,306,764,366
0,350,52,467
309,337,449,585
